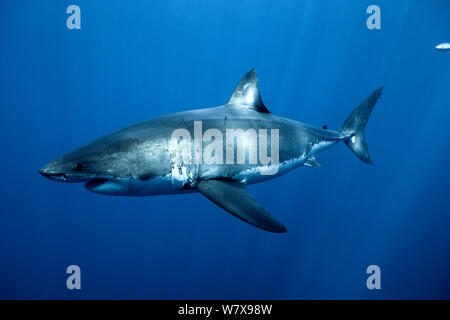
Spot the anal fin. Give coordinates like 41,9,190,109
304,156,322,168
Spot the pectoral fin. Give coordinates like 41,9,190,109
196,179,287,233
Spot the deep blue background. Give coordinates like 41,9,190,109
1,0,449,299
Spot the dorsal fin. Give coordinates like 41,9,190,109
227,69,270,113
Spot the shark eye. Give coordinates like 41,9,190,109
75,163,84,171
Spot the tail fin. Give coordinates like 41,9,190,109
341,87,383,164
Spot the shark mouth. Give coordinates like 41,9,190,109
39,171,88,183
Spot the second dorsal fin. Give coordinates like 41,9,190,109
227,69,270,113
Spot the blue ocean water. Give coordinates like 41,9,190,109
1,0,449,299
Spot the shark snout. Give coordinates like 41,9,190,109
39,161,88,183
39,169,68,182
39,162,68,182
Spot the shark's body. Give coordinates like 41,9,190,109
40,70,383,233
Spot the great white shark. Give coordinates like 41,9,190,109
40,69,383,233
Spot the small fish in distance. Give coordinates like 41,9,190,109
435,43,450,51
